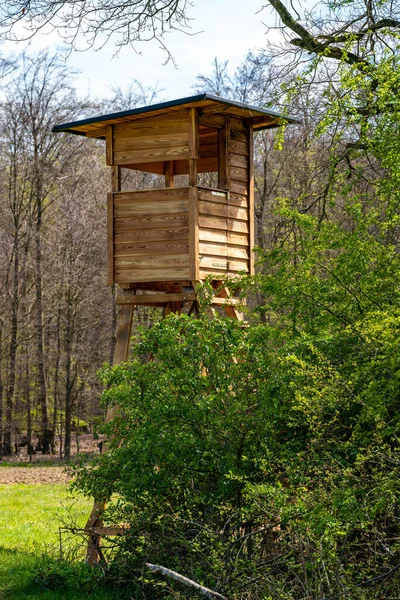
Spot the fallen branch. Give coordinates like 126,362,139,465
145,562,227,600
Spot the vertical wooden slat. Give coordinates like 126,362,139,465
248,123,255,276
106,303,135,420
86,302,134,565
107,192,114,285
165,161,174,187
108,166,121,286
189,186,199,281
106,124,113,166
112,164,121,192
188,108,199,186
218,116,230,189
112,304,134,365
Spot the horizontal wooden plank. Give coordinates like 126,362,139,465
227,218,249,234
114,147,189,165
198,214,226,231
114,239,189,256
211,296,241,306
115,267,190,283
85,128,106,138
228,192,248,208
230,180,249,195
121,161,166,174
199,256,227,271
229,117,247,132
230,128,248,143
197,188,228,202
229,165,248,182
114,213,188,231
198,229,249,247
114,188,188,203
113,110,189,133
117,292,196,305
129,282,191,292
115,254,189,269
229,139,249,156
199,200,248,221
172,157,218,175
197,188,248,208
198,215,249,234
198,113,226,129
230,153,248,169
114,227,189,244
227,231,249,246
199,269,236,280
199,143,218,159
114,199,188,217
84,526,127,536
198,200,227,218
198,228,227,244
114,132,189,152
199,130,218,144
199,242,249,259
227,258,249,272
198,256,249,274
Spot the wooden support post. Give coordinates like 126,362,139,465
188,108,199,186
165,161,174,187
86,303,134,565
107,166,121,286
218,116,230,190
248,124,255,276
105,125,113,166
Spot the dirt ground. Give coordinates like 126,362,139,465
0,466,70,484
0,433,102,484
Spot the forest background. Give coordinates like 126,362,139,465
0,0,399,598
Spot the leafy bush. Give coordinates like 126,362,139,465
71,304,400,598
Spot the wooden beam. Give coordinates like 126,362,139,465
112,165,121,192
211,296,240,306
107,192,114,285
165,160,175,187
85,526,128,537
117,292,196,305
248,124,255,276
189,186,199,281
86,303,134,565
218,116,230,190
188,108,199,186
106,125,113,165
112,304,134,366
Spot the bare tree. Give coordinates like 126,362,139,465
0,1,193,60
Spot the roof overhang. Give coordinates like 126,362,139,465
53,93,299,138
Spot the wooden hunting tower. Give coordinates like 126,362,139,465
54,94,295,309
53,95,296,564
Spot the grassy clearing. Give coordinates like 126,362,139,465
0,484,120,600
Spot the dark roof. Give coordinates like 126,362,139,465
53,93,299,137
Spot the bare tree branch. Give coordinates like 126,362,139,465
146,562,227,600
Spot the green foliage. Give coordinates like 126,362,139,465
70,26,400,600
71,303,400,597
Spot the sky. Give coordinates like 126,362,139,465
3,0,281,103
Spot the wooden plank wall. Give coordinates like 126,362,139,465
109,110,191,167
112,188,190,284
197,188,250,279
197,116,252,279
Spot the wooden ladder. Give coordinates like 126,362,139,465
85,282,243,565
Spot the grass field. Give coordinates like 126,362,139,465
0,482,122,599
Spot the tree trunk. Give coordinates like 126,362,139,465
64,301,73,459
34,173,51,454
0,324,3,460
4,168,20,456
